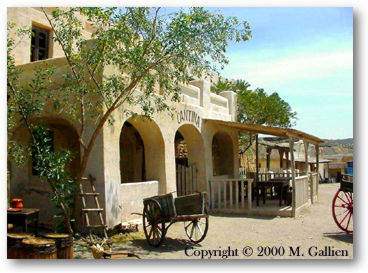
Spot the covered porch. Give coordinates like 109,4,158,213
205,119,324,217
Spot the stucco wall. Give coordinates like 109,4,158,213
8,7,241,230
120,181,159,223
7,7,93,65
102,77,239,228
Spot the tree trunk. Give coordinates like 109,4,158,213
71,81,138,224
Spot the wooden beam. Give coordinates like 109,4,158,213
205,119,324,144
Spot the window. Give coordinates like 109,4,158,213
31,130,54,175
30,25,50,62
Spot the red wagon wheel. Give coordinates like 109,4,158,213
143,200,166,247
332,190,353,233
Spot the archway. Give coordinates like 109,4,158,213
9,117,80,228
120,122,145,183
10,117,81,182
119,116,166,192
174,124,206,196
212,131,234,177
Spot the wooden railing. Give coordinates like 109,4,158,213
209,173,319,217
294,175,309,210
244,170,304,182
208,179,253,212
309,172,318,203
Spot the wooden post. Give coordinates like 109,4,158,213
303,140,309,174
289,137,296,217
247,179,252,213
286,149,290,169
278,149,284,169
266,147,271,171
303,140,311,203
255,134,259,183
315,144,320,196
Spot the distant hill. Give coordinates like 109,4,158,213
323,138,353,145
322,138,353,156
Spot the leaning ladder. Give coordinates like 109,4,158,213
80,175,108,242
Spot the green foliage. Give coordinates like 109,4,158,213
31,127,76,232
8,7,252,230
212,78,297,154
46,7,251,122
7,23,75,233
213,78,296,127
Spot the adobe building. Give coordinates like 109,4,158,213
8,8,324,230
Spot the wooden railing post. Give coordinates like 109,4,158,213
247,179,252,213
289,137,296,217
241,180,245,209
315,144,320,196
210,180,215,210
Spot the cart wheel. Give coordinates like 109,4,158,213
184,216,209,244
332,190,353,233
143,200,166,247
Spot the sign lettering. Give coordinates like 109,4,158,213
177,110,201,128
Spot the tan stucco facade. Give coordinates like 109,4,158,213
8,8,241,229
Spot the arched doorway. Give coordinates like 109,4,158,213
9,117,80,228
11,117,81,183
119,116,166,192
212,131,234,177
174,124,206,196
120,122,145,183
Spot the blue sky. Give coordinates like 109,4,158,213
162,7,353,139
208,7,353,139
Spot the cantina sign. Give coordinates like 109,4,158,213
177,110,201,128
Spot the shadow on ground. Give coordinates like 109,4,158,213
127,236,200,253
324,232,353,244
209,213,276,220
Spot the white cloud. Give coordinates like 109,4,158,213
224,50,353,88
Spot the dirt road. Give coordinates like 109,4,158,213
74,183,353,259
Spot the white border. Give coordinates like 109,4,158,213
1,0,366,271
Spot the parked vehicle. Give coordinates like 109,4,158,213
142,192,209,247
332,174,353,233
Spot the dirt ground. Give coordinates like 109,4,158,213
74,183,353,259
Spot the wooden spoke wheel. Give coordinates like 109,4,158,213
332,190,353,233
184,216,209,244
143,200,166,247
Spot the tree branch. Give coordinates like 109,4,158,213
42,8,86,141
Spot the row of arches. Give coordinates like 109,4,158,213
119,118,235,195
11,116,235,196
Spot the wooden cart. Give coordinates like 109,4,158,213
332,174,353,233
142,192,209,247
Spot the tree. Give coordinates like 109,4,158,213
8,7,252,228
213,78,297,153
7,23,75,233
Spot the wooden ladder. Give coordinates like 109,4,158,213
80,175,108,242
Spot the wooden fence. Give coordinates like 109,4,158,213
309,172,318,204
176,164,198,196
294,175,309,210
208,172,319,217
208,179,253,212
242,170,303,182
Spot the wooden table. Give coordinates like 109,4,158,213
255,178,291,207
7,208,40,236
